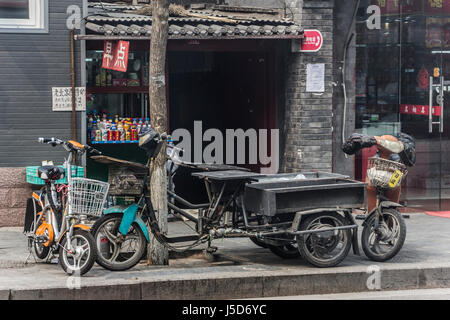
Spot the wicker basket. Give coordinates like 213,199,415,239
366,157,407,189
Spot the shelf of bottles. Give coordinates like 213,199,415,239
87,113,151,145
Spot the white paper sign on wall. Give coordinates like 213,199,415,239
52,87,86,111
306,63,325,93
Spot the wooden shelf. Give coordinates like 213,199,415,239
87,86,149,94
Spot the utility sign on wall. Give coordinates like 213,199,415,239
301,29,323,52
52,87,86,111
306,63,325,92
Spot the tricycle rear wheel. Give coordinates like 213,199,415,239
297,212,352,268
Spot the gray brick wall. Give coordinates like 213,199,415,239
0,0,83,226
281,0,334,173
0,0,83,168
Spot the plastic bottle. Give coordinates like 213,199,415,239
137,121,142,134
118,121,125,141
123,120,130,133
91,120,97,141
101,127,107,141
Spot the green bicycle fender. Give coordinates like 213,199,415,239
133,215,150,243
118,204,139,235
116,204,149,242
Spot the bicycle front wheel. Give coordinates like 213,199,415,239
91,213,147,271
59,229,96,276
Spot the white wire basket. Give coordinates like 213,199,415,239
367,157,408,189
69,178,110,217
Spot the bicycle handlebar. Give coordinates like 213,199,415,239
38,137,101,155
38,137,64,146
84,144,102,155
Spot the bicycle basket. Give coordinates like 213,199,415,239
366,157,408,189
69,178,110,217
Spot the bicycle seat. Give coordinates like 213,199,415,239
37,166,65,181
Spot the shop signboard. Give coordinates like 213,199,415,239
400,104,441,116
52,87,86,111
112,40,130,73
102,40,115,69
424,0,450,14
102,40,130,72
300,29,323,52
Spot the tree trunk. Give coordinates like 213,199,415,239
147,0,169,265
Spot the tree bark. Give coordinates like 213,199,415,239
147,0,169,265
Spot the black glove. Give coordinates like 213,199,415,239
342,133,377,155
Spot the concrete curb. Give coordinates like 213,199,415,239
4,264,450,300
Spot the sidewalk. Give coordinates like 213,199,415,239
1,213,450,300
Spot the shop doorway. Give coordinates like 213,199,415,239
400,3,450,211
355,1,450,212
168,50,276,202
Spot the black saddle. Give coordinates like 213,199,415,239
37,166,65,181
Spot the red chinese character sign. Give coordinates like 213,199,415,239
400,104,441,116
102,40,130,72
102,41,115,69
300,29,323,52
112,40,130,72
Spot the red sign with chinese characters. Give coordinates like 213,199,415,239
112,40,130,73
300,29,323,52
101,40,130,73
102,41,115,69
400,104,441,116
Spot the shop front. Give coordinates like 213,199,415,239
77,5,303,202
354,0,450,211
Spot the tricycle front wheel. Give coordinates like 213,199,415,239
296,212,352,268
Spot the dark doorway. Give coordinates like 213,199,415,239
168,50,275,203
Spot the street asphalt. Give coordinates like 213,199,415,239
1,213,450,299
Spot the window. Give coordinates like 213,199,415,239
0,0,47,32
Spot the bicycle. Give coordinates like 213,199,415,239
25,137,109,275
361,157,408,261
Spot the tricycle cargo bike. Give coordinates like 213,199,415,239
90,129,406,269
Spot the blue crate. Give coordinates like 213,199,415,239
26,165,84,185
